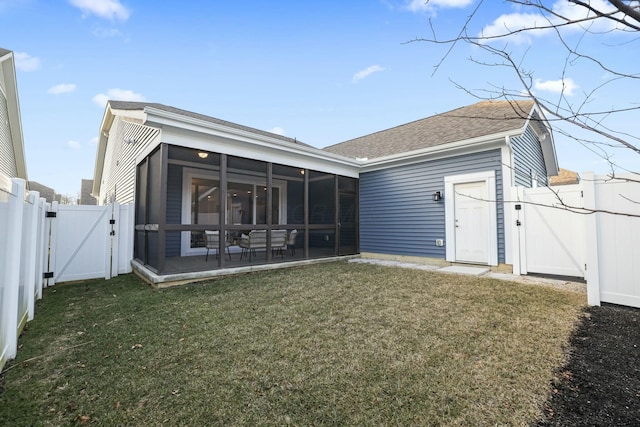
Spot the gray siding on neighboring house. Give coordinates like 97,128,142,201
512,126,548,187
0,90,17,179
360,149,505,263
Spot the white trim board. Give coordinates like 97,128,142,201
444,170,498,266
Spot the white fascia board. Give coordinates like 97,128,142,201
524,104,559,177
359,130,519,173
92,106,115,197
142,107,361,177
1,52,27,181
540,134,559,177
158,126,359,178
111,107,147,122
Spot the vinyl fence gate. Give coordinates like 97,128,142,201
512,173,640,308
45,202,134,286
1,176,134,371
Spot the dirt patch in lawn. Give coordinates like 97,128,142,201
538,304,640,426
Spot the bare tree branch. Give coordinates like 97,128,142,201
455,190,640,217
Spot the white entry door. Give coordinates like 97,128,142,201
454,181,488,263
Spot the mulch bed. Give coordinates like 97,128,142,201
538,304,640,426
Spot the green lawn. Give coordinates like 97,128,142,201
0,262,586,426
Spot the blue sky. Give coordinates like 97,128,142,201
1,0,637,196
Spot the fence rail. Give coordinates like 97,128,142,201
513,172,640,308
0,177,133,372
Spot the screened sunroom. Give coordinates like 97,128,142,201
91,102,360,283
134,144,359,277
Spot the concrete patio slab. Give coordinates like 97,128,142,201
349,258,440,271
349,257,586,294
437,265,490,276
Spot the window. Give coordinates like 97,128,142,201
181,166,286,255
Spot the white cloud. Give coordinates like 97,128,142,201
14,52,40,72
269,127,285,136
69,0,130,21
479,12,553,44
407,0,472,12
92,27,123,38
89,136,99,145
479,0,622,44
534,78,578,96
67,140,82,149
552,0,620,31
48,83,77,95
352,65,385,83
92,88,145,107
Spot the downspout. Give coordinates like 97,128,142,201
502,135,516,268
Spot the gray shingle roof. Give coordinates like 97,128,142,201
324,100,535,159
108,101,309,147
0,48,12,57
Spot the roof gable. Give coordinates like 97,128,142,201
324,100,535,159
0,47,27,181
107,101,310,147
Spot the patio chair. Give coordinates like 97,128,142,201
271,229,287,259
240,230,288,261
204,230,231,261
239,230,266,261
286,229,298,256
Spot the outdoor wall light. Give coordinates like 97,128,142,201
197,151,209,159
433,191,442,202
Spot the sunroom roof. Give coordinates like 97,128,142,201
108,101,311,148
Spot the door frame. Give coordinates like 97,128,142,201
337,191,358,256
444,170,498,266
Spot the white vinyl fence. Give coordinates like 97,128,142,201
584,173,640,307
0,177,133,371
512,184,585,278
512,172,640,308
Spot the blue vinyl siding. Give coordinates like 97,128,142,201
166,164,182,257
360,149,505,263
512,126,548,187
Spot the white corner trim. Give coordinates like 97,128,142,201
444,170,498,266
501,144,513,266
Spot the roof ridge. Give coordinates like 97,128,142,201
107,100,309,147
324,99,535,159
327,99,533,149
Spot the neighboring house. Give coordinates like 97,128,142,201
28,181,59,203
0,48,27,183
80,179,96,205
325,100,558,268
93,101,360,278
550,168,579,186
92,99,558,281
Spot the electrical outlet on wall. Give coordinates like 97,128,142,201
435,239,444,247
